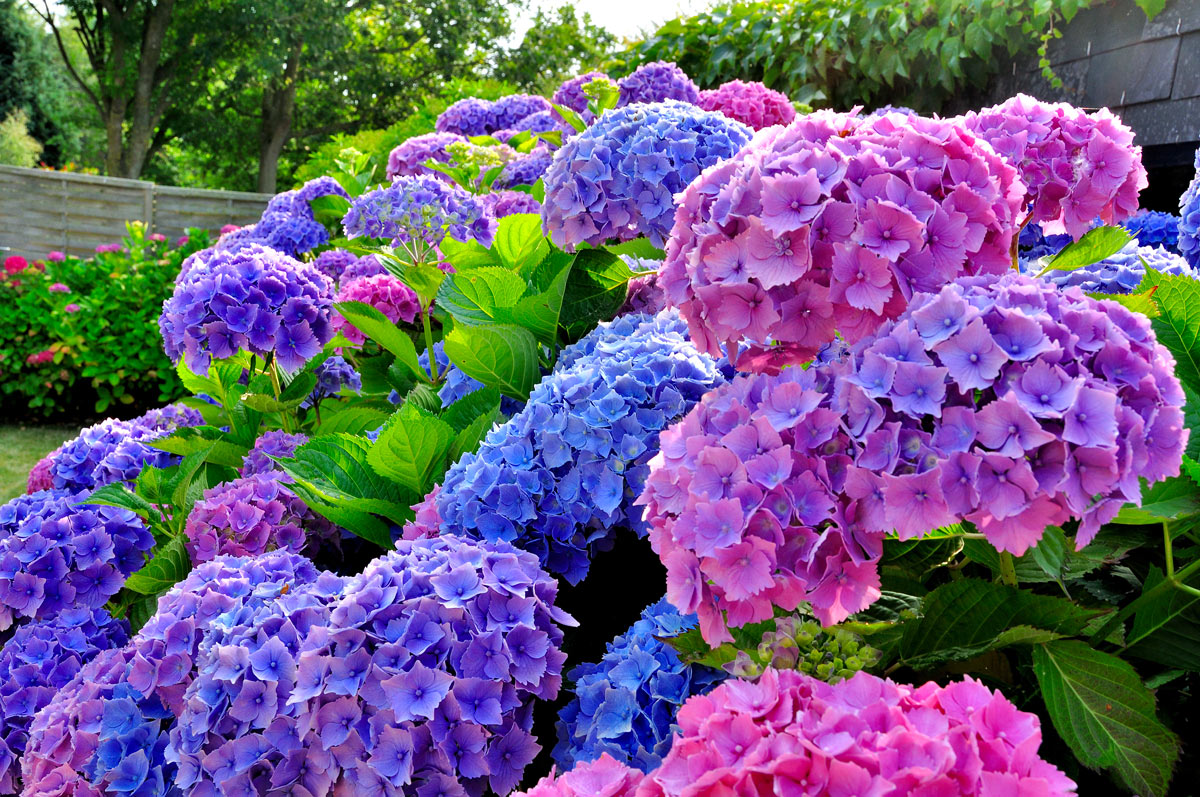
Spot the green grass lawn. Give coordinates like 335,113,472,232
0,425,77,501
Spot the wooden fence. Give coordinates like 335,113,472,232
0,165,272,261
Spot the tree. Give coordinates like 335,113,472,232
496,6,616,95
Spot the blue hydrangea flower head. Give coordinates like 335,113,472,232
1179,145,1200,268
492,94,554,130
414,342,526,416
1029,241,1199,294
1121,210,1180,252
342,175,497,249
436,97,497,136
435,310,727,583
303,355,361,408
250,178,349,258
617,61,700,106
553,597,724,773
494,150,554,190
541,101,752,249
1018,223,1073,261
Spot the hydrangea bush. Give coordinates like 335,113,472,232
697,80,796,130
542,102,752,249
660,110,1025,369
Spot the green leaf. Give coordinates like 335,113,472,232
1111,475,1200,524
334,301,425,381
451,401,501,461
1125,566,1200,671
367,405,456,495
496,255,573,346
124,535,191,595
240,392,308,413
1134,0,1167,18
1145,272,1200,395
1045,226,1132,273
549,101,586,133
316,404,395,436
1092,287,1160,318
441,385,502,432
559,249,632,339
603,238,667,261
896,579,1105,669
77,482,157,517
146,426,249,469
492,214,550,271
436,267,527,325
400,382,445,415
1033,640,1179,796
439,236,497,271
442,324,539,400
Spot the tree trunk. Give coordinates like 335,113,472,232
121,0,176,177
256,43,302,194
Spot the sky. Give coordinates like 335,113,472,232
511,0,713,41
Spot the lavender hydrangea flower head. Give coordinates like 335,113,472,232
436,97,497,136
342,175,497,249
483,190,544,219
25,451,57,494
493,110,571,144
495,150,554,190
0,490,154,630
534,669,1076,796
493,94,555,130
1030,241,1198,294
387,132,470,181
961,94,1146,238
436,310,727,583
49,404,203,492
241,429,308,477
1178,145,1200,268
1121,209,1180,252
697,80,796,130
171,535,574,796
617,61,700,106
160,243,335,374
554,71,611,120
184,473,327,562
312,248,361,282
0,609,128,792
541,101,752,250
660,110,1024,370
554,598,724,773
304,355,362,408
340,252,387,285
332,272,422,345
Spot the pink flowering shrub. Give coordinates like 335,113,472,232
660,110,1024,370
697,80,796,130
524,668,1075,796
960,94,1146,238
332,273,422,345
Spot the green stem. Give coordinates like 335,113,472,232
268,360,294,433
1091,556,1200,643
998,551,1018,586
1164,521,1175,576
422,307,439,382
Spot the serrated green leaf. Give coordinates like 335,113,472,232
496,255,573,346
1146,273,1200,396
1092,287,1160,318
400,382,444,415
451,402,500,461
1033,640,1179,796
441,386,502,432
439,236,498,271
603,239,667,261
334,301,425,381
1111,475,1200,524
169,445,218,512
559,249,632,339
240,392,308,413
77,482,157,517
1045,226,1132,273
145,426,250,469
1125,566,1200,671
316,404,395,436
367,405,456,494
1030,525,1069,581
443,324,539,400
124,535,191,595
437,267,527,325
492,214,550,271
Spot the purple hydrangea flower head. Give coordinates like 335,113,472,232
961,94,1146,238
697,80,796,130
435,310,727,583
554,598,724,773
332,273,422,345
436,97,497,137
48,404,203,492
483,190,543,219
312,248,361,282
296,176,350,204
1178,145,1200,268
495,150,554,190
0,490,153,630
495,110,571,142
554,72,612,121
533,669,1076,796
159,243,335,374
1121,209,1180,252
387,132,470,181
19,551,321,796
241,429,308,478
171,535,573,796
617,62,700,107
660,110,1024,370
342,175,497,249
542,101,752,250
304,355,362,408
643,272,1186,643
1029,241,1198,294
618,257,667,317
0,608,129,792
249,178,350,258
340,253,387,286
25,452,57,494
493,94,555,130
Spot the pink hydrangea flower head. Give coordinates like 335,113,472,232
48,282,69,293
517,753,645,797
402,484,443,540
175,235,189,246
184,473,331,562
219,223,240,234
46,251,65,262
697,80,797,130
332,272,422,345
26,451,57,493
25,349,54,365
63,303,80,313
661,109,1025,371
4,256,28,274
961,94,1147,238
149,232,167,242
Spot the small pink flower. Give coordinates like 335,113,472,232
25,349,55,365
46,251,66,262
176,235,190,247
149,233,167,242
49,282,70,293
220,224,240,234
64,303,81,313
4,256,28,275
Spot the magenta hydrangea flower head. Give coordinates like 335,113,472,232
342,174,497,249
961,94,1146,238
159,243,335,374
518,753,644,797
483,190,544,219
537,668,1076,796
332,272,422,345
436,97,498,136
387,131,470,181
25,451,57,494
0,490,154,631
0,608,128,792
541,101,752,250
184,473,324,563
697,80,796,130
19,551,322,796
493,93,555,130
617,61,700,106
171,535,574,796
660,109,1024,370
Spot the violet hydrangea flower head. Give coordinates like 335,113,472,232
696,80,796,130
495,149,554,190
617,61,700,106
660,109,1024,370
172,535,574,796
312,248,360,282
436,310,727,583
961,94,1146,238
241,429,308,477
618,257,668,317
0,608,129,793
0,490,154,631
554,72,610,119
304,354,362,408
332,272,422,345
183,473,324,563
483,190,544,219
1121,209,1180,252
339,252,387,285
1019,222,1073,261
342,175,497,249
541,101,753,250
159,242,335,374
386,131,470,181
554,598,725,773
436,97,498,136
1178,145,1200,268
1030,241,1198,294
493,93,555,130
249,177,350,258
